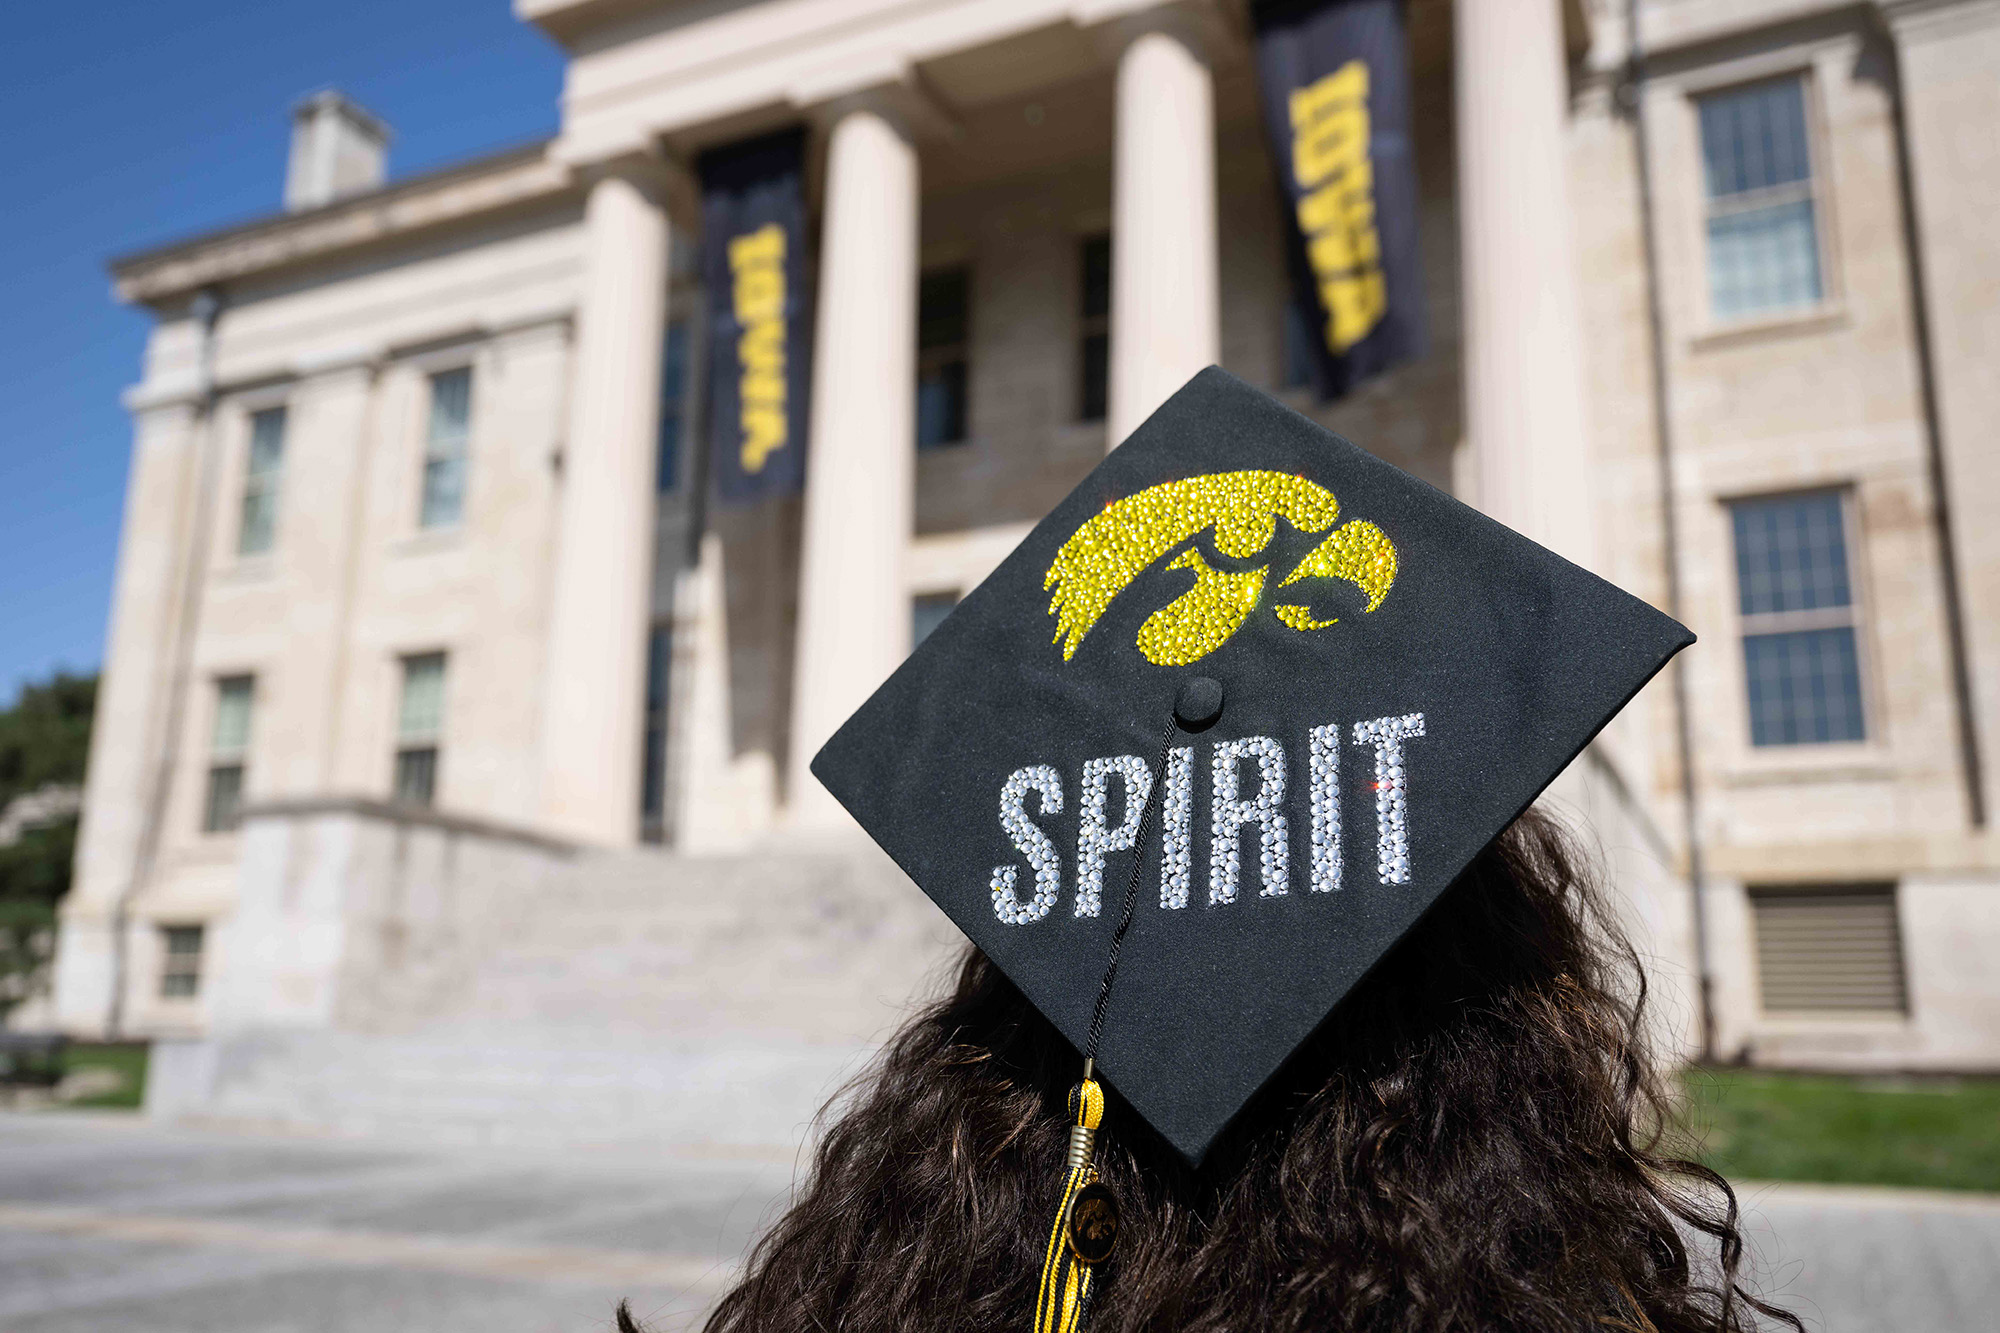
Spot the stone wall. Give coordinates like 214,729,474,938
148,798,962,1148
209,799,576,1036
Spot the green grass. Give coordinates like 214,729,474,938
57,1041,148,1110
1676,1066,2000,1194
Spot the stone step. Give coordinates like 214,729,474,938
421,845,959,1046
167,1031,874,1151
159,841,961,1147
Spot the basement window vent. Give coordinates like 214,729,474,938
1750,884,1908,1016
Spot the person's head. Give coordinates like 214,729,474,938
644,811,1793,1333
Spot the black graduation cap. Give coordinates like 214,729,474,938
812,367,1691,1167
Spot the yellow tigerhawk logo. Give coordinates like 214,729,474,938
1045,471,1398,667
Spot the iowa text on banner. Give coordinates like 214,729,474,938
1252,0,1426,401
699,127,812,503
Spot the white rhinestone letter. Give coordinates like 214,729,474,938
1308,723,1342,894
1209,736,1290,904
1075,755,1154,917
1158,746,1194,910
991,765,1064,925
1352,713,1425,885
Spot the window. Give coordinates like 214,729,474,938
917,267,970,449
912,592,958,650
394,653,446,806
1730,491,1866,746
1750,885,1908,1015
1698,78,1824,321
419,368,472,528
1078,235,1111,422
159,925,205,999
658,319,691,492
641,623,671,840
203,676,253,833
237,407,287,555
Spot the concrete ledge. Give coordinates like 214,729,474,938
239,797,579,857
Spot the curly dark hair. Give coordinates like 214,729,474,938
624,810,1798,1333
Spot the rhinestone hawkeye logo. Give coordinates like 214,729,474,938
1044,471,1399,666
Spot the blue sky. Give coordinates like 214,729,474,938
0,2,565,705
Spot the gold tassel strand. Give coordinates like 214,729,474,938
1030,711,1177,1333
1033,1076,1108,1333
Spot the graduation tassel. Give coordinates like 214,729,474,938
1032,1073,1108,1333
1031,708,1188,1333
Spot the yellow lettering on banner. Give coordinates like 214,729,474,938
1287,60,1387,355
1289,61,1369,189
728,223,788,473
741,407,786,470
1307,219,1378,277
735,268,783,322
1295,156,1373,233
742,372,785,408
1322,272,1386,353
739,320,784,376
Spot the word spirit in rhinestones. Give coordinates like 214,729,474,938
988,712,1427,925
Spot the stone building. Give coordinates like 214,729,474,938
53,0,2000,1138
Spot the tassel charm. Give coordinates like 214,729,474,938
1033,1078,1117,1333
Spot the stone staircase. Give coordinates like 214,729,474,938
159,839,961,1153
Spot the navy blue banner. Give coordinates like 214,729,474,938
1253,0,1426,400
699,127,812,503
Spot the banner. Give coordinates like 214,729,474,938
1252,0,1426,400
699,127,812,503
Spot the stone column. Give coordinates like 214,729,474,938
1883,1,2000,823
672,533,752,852
1453,0,1595,571
786,107,920,831
1108,19,1221,446
55,393,205,1035
538,163,670,844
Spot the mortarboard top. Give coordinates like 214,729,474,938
812,367,1692,1168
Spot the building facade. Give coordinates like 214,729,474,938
56,0,2000,1079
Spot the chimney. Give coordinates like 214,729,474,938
285,90,391,211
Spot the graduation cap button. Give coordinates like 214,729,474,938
1173,677,1224,731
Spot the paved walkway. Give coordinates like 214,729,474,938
1732,1179,2000,1333
0,1113,792,1332
2,1112,1995,1331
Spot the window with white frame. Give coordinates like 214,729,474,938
159,924,205,999
394,653,446,805
1729,490,1866,747
237,407,287,555
1697,77,1825,322
419,368,472,528
203,675,253,833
